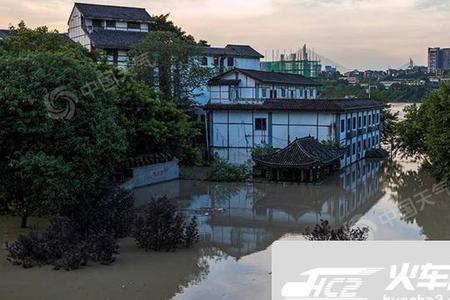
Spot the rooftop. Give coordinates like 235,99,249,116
208,68,319,86
202,45,264,59
253,137,346,169
205,99,383,113
74,3,151,22
89,29,147,50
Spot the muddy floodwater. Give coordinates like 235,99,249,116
2,103,447,300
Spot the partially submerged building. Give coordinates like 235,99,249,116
205,68,383,169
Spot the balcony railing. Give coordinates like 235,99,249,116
209,87,313,104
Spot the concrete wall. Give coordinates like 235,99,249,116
122,159,180,190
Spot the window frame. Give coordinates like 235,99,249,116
255,118,267,131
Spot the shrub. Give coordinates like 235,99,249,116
6,231,48,268
252,145,277,157
87,232,118,265
207,158,250,182
304,220,369,241
133,198,199,252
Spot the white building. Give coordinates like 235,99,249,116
206,68,382,168
68,3,151,68
194,45,263,104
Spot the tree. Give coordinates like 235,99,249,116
115,77,199,160
381,104,399,154
0,26,127,227
128,31,214,106
396,103,427,158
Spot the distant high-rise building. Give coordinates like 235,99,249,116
428,47,450,73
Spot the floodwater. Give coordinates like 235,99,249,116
3,102,448,300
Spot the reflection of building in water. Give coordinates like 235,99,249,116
177,159,384,259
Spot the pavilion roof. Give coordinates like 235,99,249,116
253,137,346,169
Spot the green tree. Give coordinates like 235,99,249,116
115,77,198,161
396,103,427,158
381,104,399,154
0,31,127,227
129,31,214,106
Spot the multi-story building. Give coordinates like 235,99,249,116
428,47,450,74
194,45,263,104
68,3,152,68
205,68,382,168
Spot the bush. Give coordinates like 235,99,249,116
87,232,118,265
207,158,250,182
252,145,277,157
304,220,369,241
133,198,199,252
6,231,47,268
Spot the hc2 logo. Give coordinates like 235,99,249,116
281,268,383,299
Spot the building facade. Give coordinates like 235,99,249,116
428,47,450,74
68,3,152,68
206,68,382,168
194,45,263,104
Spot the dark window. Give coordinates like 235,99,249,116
262,88,267,98
220,57,225,67
281,88,286,98
341,120,345,133
353,117,356,129
270,89,277,99
363,115,367,127
290,90,295,98
358,116,362,128
377,113,380,123
92,19,103,28
106,20,116,28
127,22,141,30
227,57,234,67
369,115,372,125
255,118,267,131
358,141,361,152
352,143,356,155
347,119,351,132
201,56,208,66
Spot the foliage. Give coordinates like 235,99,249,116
207,157,250,182
304,220,369,241
129,31,214,105
115,77,199,160
396,103,427,158
381,104,399,153
5,231,48,268
132,198,199,252
87,232,119,265
0,25,127,227
252,145,278,157
151,14,209,46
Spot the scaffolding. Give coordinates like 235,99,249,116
262,44,322,78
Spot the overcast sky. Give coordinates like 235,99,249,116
1,0,449,70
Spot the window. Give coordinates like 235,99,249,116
92,19,103,28
227,57,234,67
270,89,277,99
341,120,345,133
300,89,304,98
127,22,141,30
290,90,295,98
213,56,219,66
347,119,351,132
352,143,356,155
369,115,372,125
262,88,267,98
363,115,367,127
281,88,286,98
255,118,267,131
358,116,362,128
353,117,356,130
201,56,208,66
310,89,314,98
106,20,116,28
377,113,380,124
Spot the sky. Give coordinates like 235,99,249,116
0,0,449,70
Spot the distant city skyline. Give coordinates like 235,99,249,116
0,0,449,70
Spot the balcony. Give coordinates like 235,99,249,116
209,87,312,104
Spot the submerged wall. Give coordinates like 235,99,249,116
122,159,180,190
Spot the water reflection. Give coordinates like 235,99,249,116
135,159,385,259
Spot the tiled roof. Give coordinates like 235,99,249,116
74,3,151,22
205,99,383,113
0,29,10,39
208,68,319,86
253,137,346,168
89,29,147,49
202,44,263,58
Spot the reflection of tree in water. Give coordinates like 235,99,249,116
382,158,406,188
389,163,450,239
208,182,249,206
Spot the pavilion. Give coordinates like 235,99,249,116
253,137,347,183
